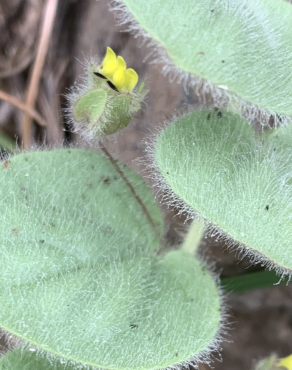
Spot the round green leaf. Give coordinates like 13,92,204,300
0,149,221,369
119,0,292,117
154,110,292,275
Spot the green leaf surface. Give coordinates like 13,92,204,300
154,110,292,275
0,149,221,369
120,0,292,116
0,349,72,370
0,129,16,153
102,94,131,134
73,89,107,129
221,270,289,293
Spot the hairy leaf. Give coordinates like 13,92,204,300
0,149,221,369
154,110,292,275
119,0,292,118
0,349,72,370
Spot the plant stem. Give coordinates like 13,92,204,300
99,141,161,242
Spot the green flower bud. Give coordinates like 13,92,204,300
67,49,147,138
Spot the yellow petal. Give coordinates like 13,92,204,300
102,62,119,79
278,354,292,370
124,68,138,91
112,68,126,91
101,47,119,79
102,47,116,67
117,56,126,71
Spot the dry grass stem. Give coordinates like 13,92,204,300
22,0,59,149
0,89,46,127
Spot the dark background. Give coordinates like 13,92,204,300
0,1,291,369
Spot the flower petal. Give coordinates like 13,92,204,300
101,47,116,67
117,56,127,71
124,68,139,91
278,354,292,370
101,47,118,79
112,68,126,91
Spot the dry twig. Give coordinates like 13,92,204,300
22,0,59,149
0,89,46,127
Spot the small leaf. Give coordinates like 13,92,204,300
103,94,132,134
73,89,107,129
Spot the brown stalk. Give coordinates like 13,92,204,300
22,0,59,149
0,90,46,127
99,141,161,242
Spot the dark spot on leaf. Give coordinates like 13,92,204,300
39,240,45,243
86,182,92,188
217,111,222,118
3,160,10,170
24,157,28,161
265,205,269,211
102,177,111,185
207,113,211,120
21,186,26,191
130,324,138,329
156,332,161,337
82,194,87,200
50,223,56,227
91,165,95,170
175,353,179,357
190,298,194,302
211,9,214,12
222,60,225,63
214,107,219,111
67,150,71,153
12,228,18,235
113,176,118,180
199,51,205,56
166,171,169,175
274,148,276,151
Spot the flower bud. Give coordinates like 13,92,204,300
68,47,147,138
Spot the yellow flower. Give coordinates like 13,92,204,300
278,354,292,370
100,47,138,92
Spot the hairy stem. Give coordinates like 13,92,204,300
99,141,161,242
